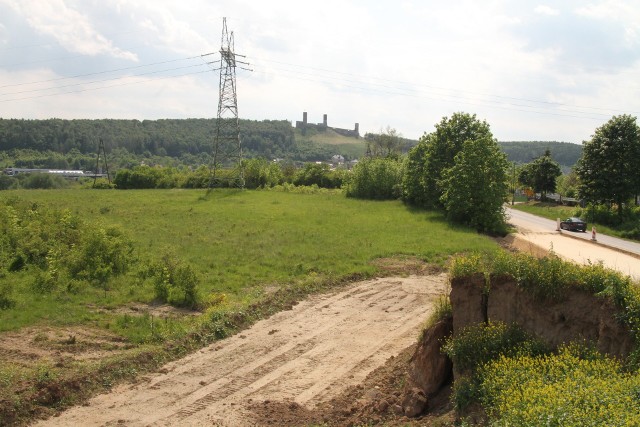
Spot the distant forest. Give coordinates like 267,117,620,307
0,118,582,171
499,141,582,169
0,118,300,160
0,118,351,171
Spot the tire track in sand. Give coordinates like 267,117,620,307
35,274,447,427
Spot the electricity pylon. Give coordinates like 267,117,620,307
209,17,249,189
93,137,110,188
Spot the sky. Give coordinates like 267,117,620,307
0,0,639,143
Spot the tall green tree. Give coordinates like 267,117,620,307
518,149,562,200
402,112,494,208
556,170,579,198
576,115,640,218
364,126,403,158
439,135,509,233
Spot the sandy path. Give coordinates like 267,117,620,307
36,274,447,426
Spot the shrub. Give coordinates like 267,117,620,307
0,281,15,309
0,198,134,293
66,225,134,285
443,322,548,373
0,174,15,190
243,158,283,189
85,178,115,189
293,163,343,189
344,157,403,200
113,165,178,189
422,294,452,333
21,173,69,189
152,252,200,309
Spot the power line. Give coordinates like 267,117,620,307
0,53,217,90
0,69,213,103
0,62,214,97
249,56,640,118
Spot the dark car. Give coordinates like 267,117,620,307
560,217,587,232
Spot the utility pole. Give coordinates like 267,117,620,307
93,137,110,188
209,17,250,189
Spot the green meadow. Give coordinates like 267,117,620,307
0,188,498,333
0,187,500,423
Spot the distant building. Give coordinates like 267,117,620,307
331,154,345,165
295,112,359,138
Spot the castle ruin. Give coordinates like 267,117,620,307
295,112,359,138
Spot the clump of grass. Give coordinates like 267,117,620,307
421,294,452,337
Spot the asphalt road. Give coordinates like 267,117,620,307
505,207,640,279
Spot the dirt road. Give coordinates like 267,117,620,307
36,274,448,426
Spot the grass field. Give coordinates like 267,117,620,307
294,128,366,159
0,188,498,334
294,128,362,146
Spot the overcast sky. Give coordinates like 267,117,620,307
1,0,639,143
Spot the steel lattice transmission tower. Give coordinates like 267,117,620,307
209,17,248,189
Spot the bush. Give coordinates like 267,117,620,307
0,174,15,190
0,281,16,309
88,178,115,189
21,173,69,189
449,252,486,279
243,158,284,189
293,163,343,189
66,225,133,285
0,198,134,292
442,322,548,373
114,165,178,189
152,252,200,309
344,157,403,200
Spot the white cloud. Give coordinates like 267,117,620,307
0,0,138,61
576,0,640,46
534,5,560,16
124,1,213,55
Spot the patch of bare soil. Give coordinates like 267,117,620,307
34,274,450,426
93,302,200,318
249,343,455,426
0,326,134,365
496,234,551,258
0,303,197,368
372,256,442,276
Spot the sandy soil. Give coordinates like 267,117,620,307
35,274,448,426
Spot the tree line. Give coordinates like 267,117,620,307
0,118,352,164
